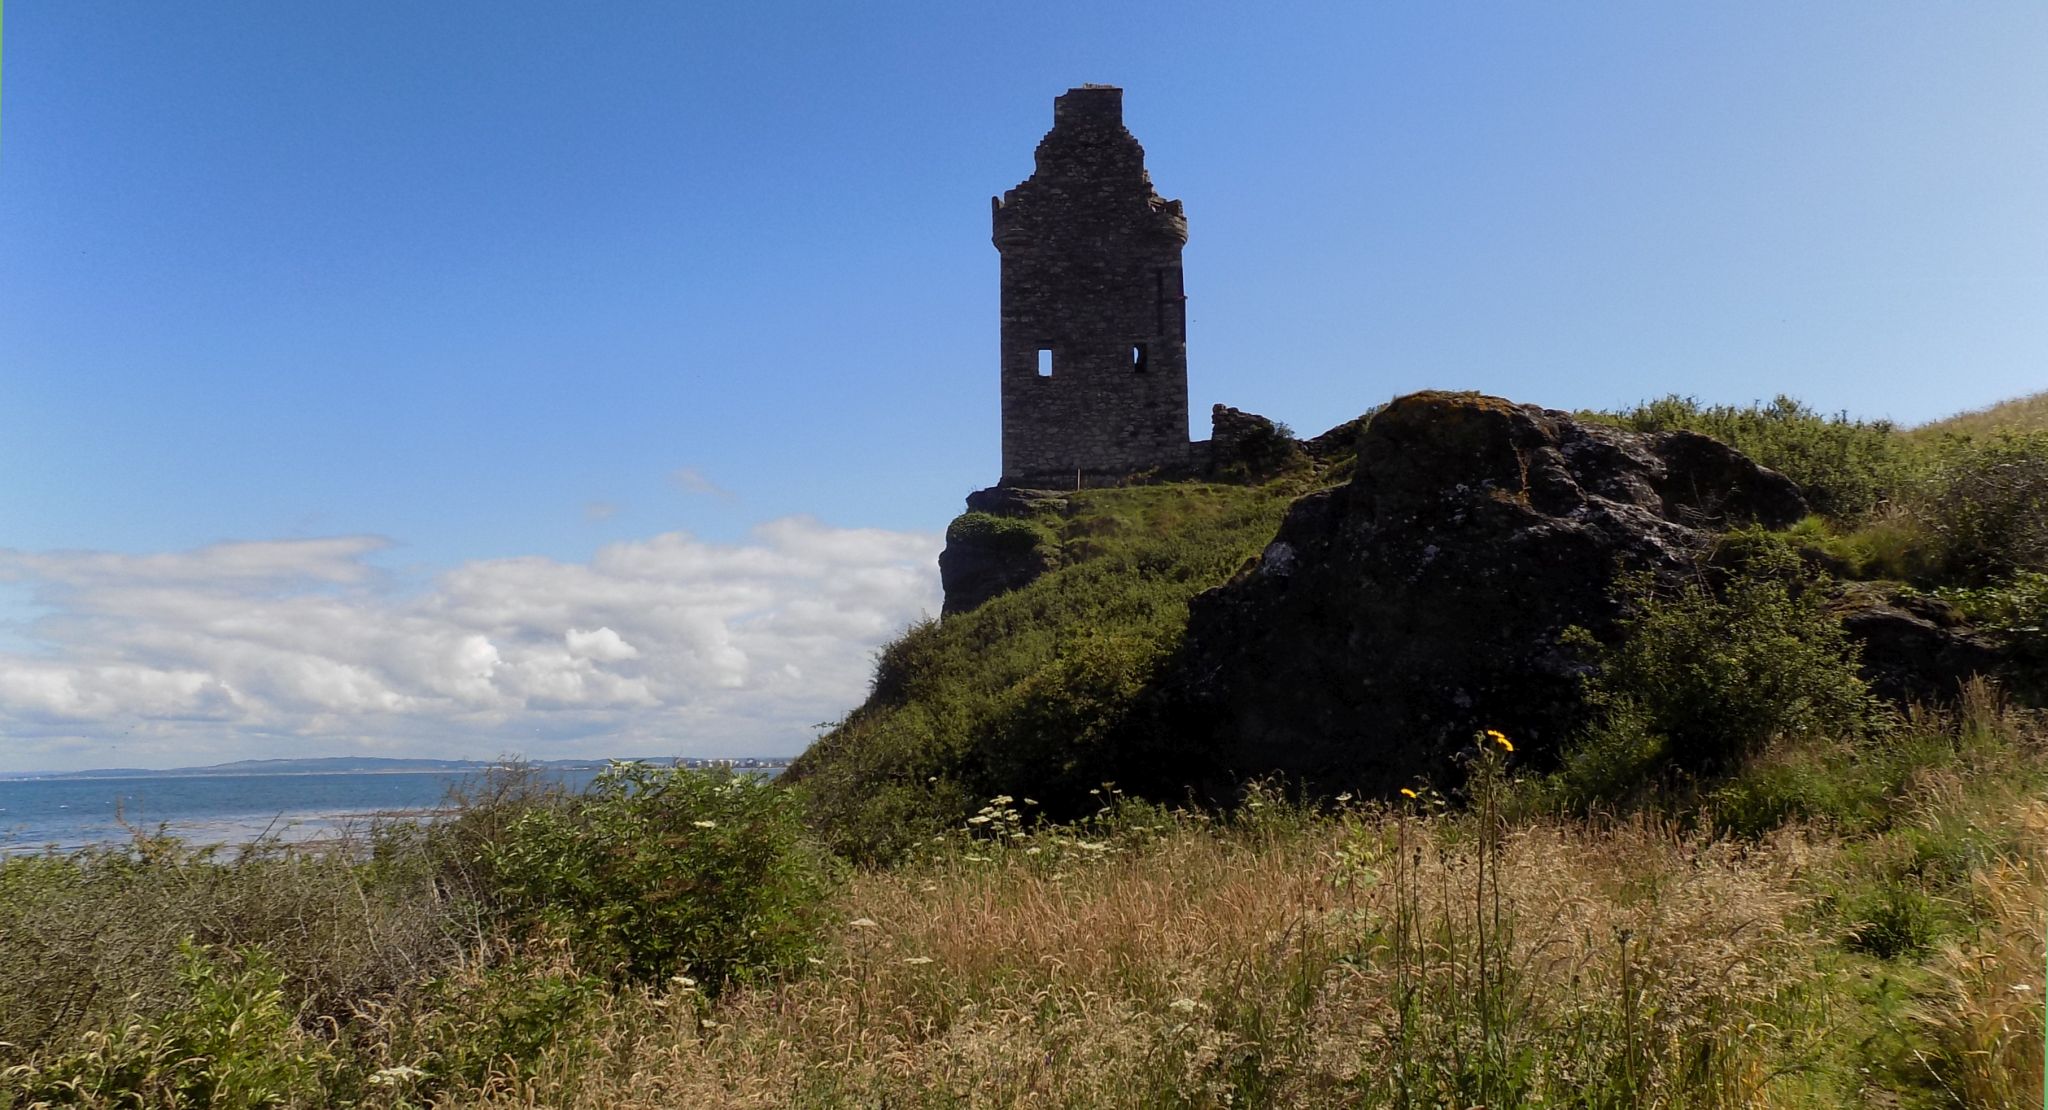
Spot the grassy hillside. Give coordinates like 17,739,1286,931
1915,389,2048,439
4,395,2046,1107
790,480,1302,861
796,394,2048,862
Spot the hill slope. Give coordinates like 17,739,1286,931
789,480,1298,860
794,390,2048,863
1915,389,2048,438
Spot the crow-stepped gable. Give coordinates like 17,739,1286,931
993,85,1190,487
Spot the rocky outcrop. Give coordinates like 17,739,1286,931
1834,583,2008,704
1207,404,1303,479
965,486,1069,517
939,489,1065,616
1165,391,1809,795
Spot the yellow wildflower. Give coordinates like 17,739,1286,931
1400,788,1418,799
1485,729,1514,752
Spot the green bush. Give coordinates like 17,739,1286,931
0,831,458,1066
1602,395,1910,521
1910,433,2048,584
1558,551,1874,805
481,763,830,989
3,941,333,1109
983,630,1163,803
388,957,604,1092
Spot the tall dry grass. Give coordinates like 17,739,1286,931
415,796,1828,1108
1915,799,2046,1106
6,711,2043,1108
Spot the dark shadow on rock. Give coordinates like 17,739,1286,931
1154,390,1809,800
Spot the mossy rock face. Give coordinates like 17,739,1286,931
1163,391,1811,797
939,509,1060,617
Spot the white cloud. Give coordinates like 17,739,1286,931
667,467,731,498
0,520,941,770
565,626,639,662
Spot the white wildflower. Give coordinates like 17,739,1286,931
369,1065,427,1087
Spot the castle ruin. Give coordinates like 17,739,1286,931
993,86,1191,487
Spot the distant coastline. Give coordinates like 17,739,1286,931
0,755,795,782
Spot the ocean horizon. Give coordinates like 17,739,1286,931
0,766,612,854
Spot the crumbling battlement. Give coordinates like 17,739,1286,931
993,86,1192,487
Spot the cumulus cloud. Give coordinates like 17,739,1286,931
565,626,639,661
0,520,941,770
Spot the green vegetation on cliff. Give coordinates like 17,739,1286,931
792,481,1299,862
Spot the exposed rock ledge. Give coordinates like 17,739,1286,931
1164,390,1810,794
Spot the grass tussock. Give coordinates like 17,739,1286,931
1917,807,2047,1107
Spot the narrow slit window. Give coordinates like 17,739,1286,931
1131,343,1149,374
1154,271,1166,335
1036,349,1053,377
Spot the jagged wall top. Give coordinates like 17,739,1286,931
990,86,1188,251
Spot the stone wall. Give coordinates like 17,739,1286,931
992,86,1191,487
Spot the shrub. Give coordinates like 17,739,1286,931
480,763,830,990
1558,551,1874,805
3,941,333,1109
983,630,1163,804
1603,394,1910,520
1911,433,2048,584
383,953,604,1092
0,830,457,1065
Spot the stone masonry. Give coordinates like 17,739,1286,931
993,86,1191,486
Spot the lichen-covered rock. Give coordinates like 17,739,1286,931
1165,391,1808,796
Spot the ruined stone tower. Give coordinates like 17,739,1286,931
992,85,1190,486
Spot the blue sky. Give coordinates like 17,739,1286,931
0,2,2043,770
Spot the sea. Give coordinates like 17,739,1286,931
0,769,608,856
